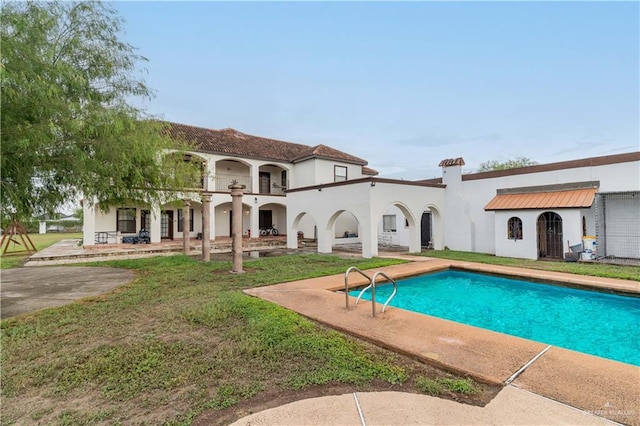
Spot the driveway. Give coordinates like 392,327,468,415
0,267,134,319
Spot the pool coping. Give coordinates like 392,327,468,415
244,258,640,426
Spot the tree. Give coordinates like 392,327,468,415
1,1,196,220
477,156,539,172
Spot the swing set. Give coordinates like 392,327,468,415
1,218,37,255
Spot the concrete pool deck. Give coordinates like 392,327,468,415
244,257,640,425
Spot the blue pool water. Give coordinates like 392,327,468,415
350,270,640,366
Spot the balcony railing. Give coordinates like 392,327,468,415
269,181,288,195
213,174,290,194
214,173,252,192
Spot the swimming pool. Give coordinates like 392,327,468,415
350,269,640,366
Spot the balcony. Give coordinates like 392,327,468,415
214,173,252,193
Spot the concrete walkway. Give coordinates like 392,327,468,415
0,266,134,319
230,386,618,425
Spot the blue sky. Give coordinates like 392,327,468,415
115,1,639,180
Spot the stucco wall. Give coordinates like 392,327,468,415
287,180,445,257
447,159,639,257
494,209,582,259
292,160,317,188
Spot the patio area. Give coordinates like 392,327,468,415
24,236,292,266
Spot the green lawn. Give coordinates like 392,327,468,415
422,250,640,281
0,254,494,425
0,232,82,269
3,247,636,424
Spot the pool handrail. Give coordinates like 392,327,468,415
371,271,398,316
345,266,372,309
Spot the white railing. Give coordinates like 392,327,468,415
214,173,252,192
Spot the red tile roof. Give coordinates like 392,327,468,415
438,157,465,167
162,121,368,165
484,188,598,210
361,166,379,176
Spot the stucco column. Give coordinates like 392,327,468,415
286,213,298,249
182,200,191,255
229,183,246,273
317,224,332,254
251,166,259,195
150,203,161,243
361,212,377,259
250,199,259,239
201,192,212,261
82,199,96,246
408,213,421,254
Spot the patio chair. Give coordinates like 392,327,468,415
137,229,151,244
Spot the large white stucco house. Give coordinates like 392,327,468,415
83,122,640,261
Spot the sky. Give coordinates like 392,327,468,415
114,1,639,180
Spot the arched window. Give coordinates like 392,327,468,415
507,217,523,240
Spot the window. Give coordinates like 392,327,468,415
507,217,523,240
383,215,397,232
281,170,287,188
178,208,194,232
334,165,347,182
117,208,136,233
141,210,151,231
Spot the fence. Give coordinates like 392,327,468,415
596,191,640,260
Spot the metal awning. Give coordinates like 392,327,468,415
484,188,597,211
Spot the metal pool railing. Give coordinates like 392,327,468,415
344,266,398,316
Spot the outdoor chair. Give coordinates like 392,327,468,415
137,229,151,244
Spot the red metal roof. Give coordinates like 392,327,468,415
484,188,598,210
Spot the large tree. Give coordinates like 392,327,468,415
1,1,195,220
477,156,539,172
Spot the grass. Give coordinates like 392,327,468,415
422,250,640,281
0,232,82,269
415,377,478,396
1,253,489,425
6,245,631,423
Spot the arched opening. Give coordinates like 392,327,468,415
259,202,286,236
329,210,360,241
215,202,251,237
421,205,443,250
258,164,290,195
537,211,563,259
327,210,361,252
215,159,252,192
291,212,318,248
163,152,207,189
507,217,523,240
376,203,416,251
421,211,432,248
